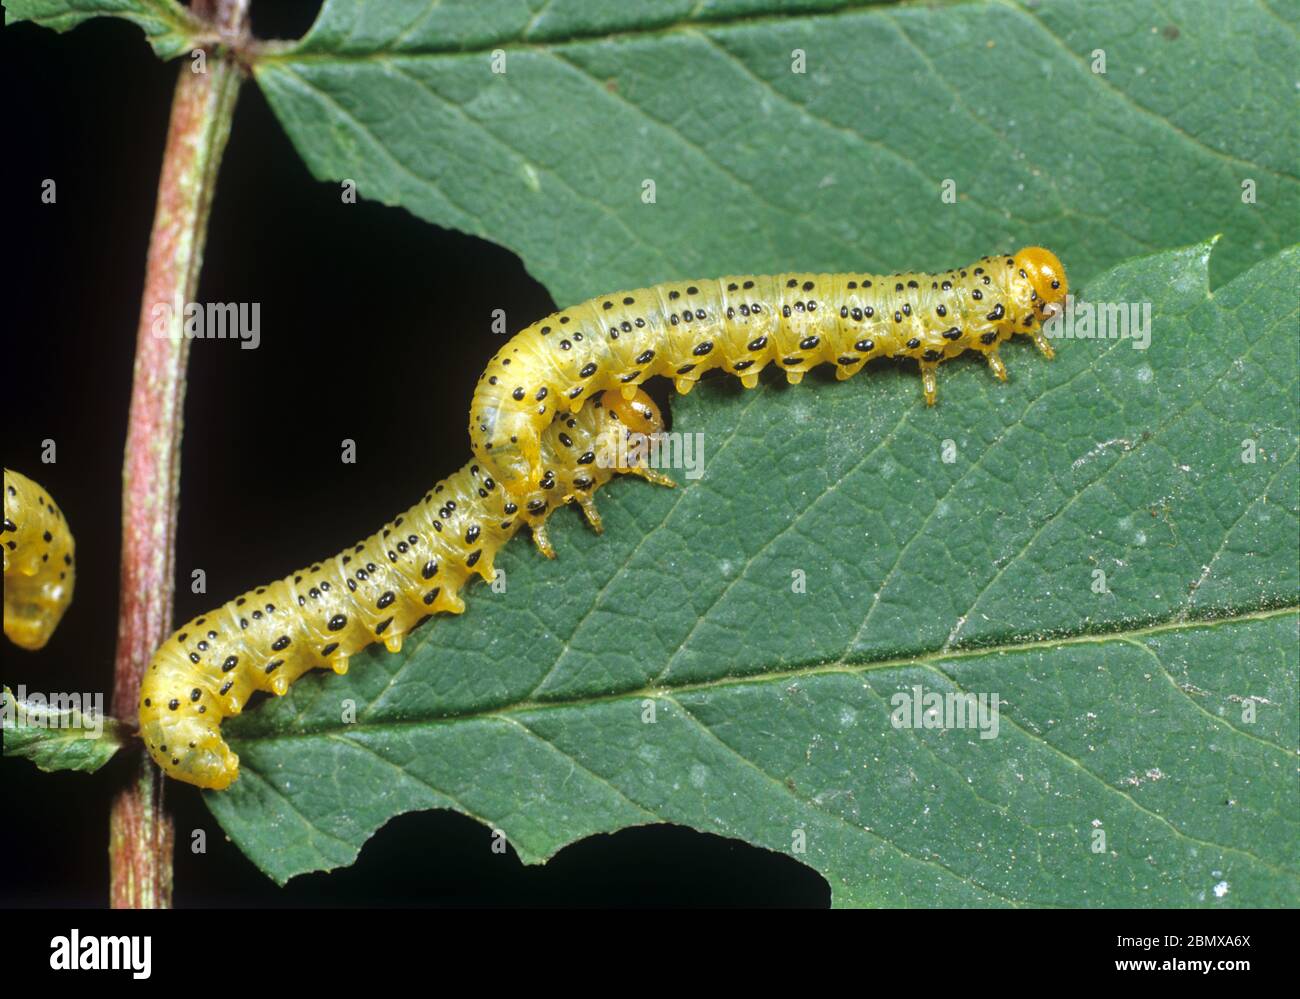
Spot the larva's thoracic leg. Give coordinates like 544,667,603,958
986,350,1008,382
1031,329,1055,359
919,361,939,406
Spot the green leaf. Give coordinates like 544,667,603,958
2,685,125,774
208,241,1300,904
252,0,1298,304
2,0,204,59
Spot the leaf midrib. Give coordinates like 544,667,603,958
229,602,1298,743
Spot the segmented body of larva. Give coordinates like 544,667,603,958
140,390,674,789
470,248,1068,493
3,469,76,650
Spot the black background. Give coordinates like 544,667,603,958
2,3,828,907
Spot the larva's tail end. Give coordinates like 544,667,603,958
140,711,241,790
3,614,56,650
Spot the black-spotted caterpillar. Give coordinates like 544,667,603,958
140,390,673,789
3,469,76,650
471,248,1068,492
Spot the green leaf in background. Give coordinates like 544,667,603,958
252,0,1298,303
3,0,204,59
2,685,125,774
207,241,1299,903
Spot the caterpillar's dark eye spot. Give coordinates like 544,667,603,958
328,614,348,631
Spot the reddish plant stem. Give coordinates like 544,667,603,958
108,39,244,910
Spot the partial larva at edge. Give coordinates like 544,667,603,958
140,390,674,790
470,247,1068,492
3,469,76,650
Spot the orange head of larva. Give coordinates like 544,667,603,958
600,389,665,439
1014,246,1068,320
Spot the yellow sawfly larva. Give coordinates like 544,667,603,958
140,390,673,789
3,469,76,650
470,248,1068,492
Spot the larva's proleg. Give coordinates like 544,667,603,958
470,247,1068,492
140,391,673,790
3,469,76,650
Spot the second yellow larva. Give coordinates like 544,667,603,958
470,247,1068,492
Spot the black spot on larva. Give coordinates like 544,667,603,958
265,660,284,675
466,525,481,543
512,387,525,401
636,349,654,364
322,643,339,656
272,635,290,651
922,349,942,361
895,282,904,292
972,289,983,301
578,451,596,465
423,589,440,605
377,591,395,609
42,530,52,542
855,339,874,352
168,699,180,711
676,363,696,375
687,286,699,295
1050,279,1060,289
693,341,714,356
802,281,814,291
190,688,202,702
733,359,754,371
986,304,1005,321
422,560,438,579
837,356,858,366
374,618,393,636
799,336,819,350
527,498,546,512
980,331,998,345
328,614,347,631
178,632,188,643
222,655,238,673
188,652,200,664
907,280,918,289
748,336,768,351
580,363,597,378
906,338,921,350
